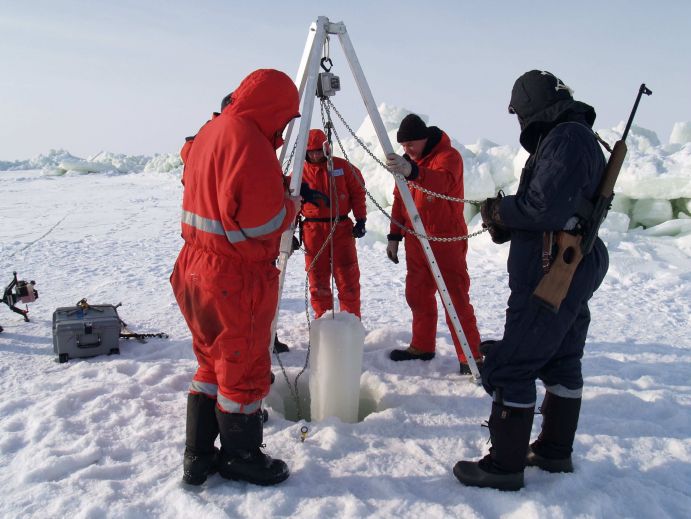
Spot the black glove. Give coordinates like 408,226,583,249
479,339,498,357
386,240,399,264
480,195,502,226
352,219,366,238
480,193,511,244
300,182,330,207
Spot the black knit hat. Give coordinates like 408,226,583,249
397,114,428,142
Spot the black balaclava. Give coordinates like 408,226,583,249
509,70,596,153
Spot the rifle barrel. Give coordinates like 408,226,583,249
622,84,653,142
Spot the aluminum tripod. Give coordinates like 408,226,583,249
271,16,480,380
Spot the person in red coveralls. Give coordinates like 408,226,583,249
170,69,301,487
299,128,367,318
385,114,482,374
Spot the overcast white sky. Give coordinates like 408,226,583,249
1,0,689,160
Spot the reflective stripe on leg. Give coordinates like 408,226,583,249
544,384,583,399
189,380,218,398
217,393,262,414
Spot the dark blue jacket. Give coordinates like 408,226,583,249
499,117,609,294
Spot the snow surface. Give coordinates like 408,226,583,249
1,107,690,518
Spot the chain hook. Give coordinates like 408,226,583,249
320,57,333,73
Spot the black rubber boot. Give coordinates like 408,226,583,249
273,334,289,354
182,393,220,486
389,346,435,361
526,392,581,473
216,408,290,486
454,402,535,491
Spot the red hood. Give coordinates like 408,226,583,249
307,128,327,150
224,69,300,145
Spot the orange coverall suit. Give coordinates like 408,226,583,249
389,130,481,362
301,129,367,318
170,69,298,413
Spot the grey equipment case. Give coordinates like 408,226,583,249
52,302,122,363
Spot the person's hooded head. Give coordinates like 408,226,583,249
509,70,595,153
221,69,300,150
305,128,329,163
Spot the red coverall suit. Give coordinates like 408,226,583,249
171,69,298,413
301,129,367,318
389,130,481,363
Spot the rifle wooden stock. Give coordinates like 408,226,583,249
531,83,650,312
533,139,627,310
533,232,583,312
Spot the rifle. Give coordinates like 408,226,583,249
533,83,653,312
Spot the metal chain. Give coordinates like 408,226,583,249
322,113,340,320
294,180,342,421
410,180,481,204
323,99,488,243
274,95,490,422
271,105,343,423
282,139,299,175
272,331,304,422
272,210,343,422
273,134,304,422
325,98,483,205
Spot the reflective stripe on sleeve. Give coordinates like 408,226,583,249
225,206,287,243
181,210,225,236
182,206,286,244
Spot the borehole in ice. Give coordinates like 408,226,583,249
264,368,383,423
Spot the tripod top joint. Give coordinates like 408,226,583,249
314,16,345,35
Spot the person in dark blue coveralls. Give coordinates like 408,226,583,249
454,70,610,491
